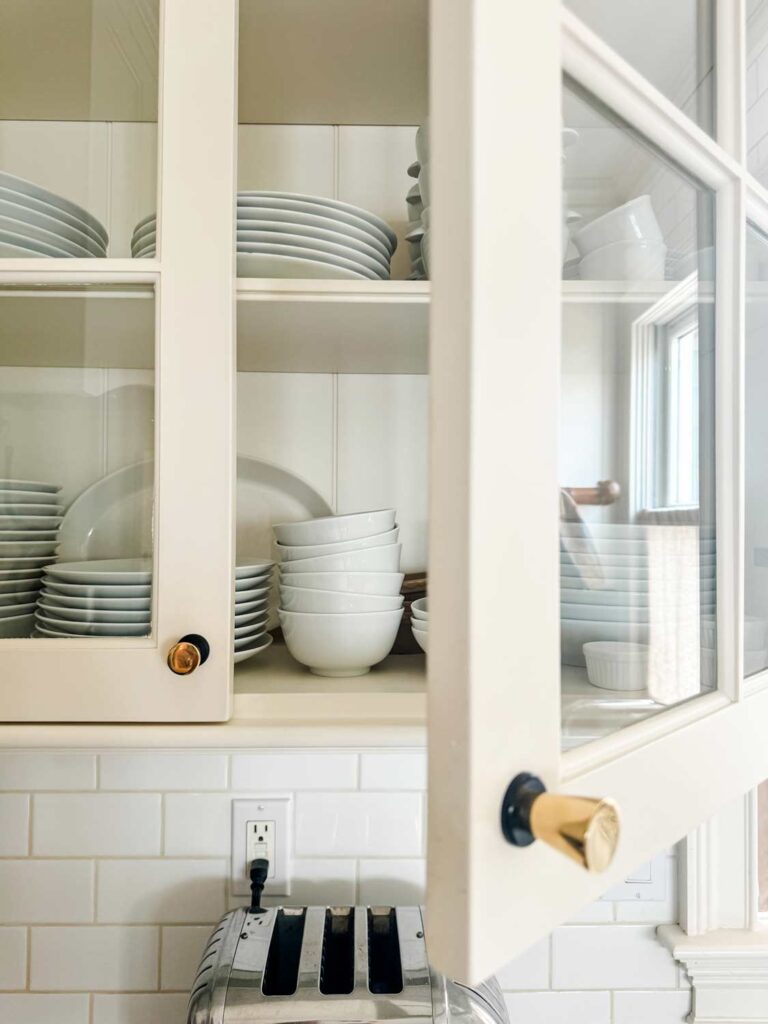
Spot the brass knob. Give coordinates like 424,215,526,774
167,633,210,675
501,773,620,872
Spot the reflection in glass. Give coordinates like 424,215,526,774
560,81,716,749
747,3,768,188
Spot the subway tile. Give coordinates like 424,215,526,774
30,927,158,991
503,992,610,1024
614,990,691,1024
568,900,614,923
227,858,357,912
552,925,678,990
358,859,425,904
93,994,189,1024
97,860,227,923
295,792,422,857
231,752,357,791
0,861,93,923
99,752,228,791
161,926,213,991
360,753,426,791
0,928,26,989
0,794,29,855
33,794,161,856
495,937,550,991
0,752,95,790
0,995,90,1024
164,794,230,857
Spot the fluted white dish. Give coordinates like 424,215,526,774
273,509,396,547
279,585,403,614
280,544,402,575
276,526,399,562
583,641,649,691
281,571,404,596
561,619,649,666
278,607,402,677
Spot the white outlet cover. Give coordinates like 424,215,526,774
231,796,292,897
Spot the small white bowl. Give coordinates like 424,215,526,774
276,526,399,562
411,624,428,653
279,586,404,613
282,571,404,596
583,641,649,691
573,195,663,255
411,597,428,621
579,240,667,282
280,544,402,575
273,509,395,547
279,607,402,676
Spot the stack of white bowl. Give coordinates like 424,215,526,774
0,171,107,258
410,597,428,652
573,195,666,281
0,479,63,638
404,121,429,279
275,510,404,677
560,523,716,670
132,193,397,281
33,557,275,662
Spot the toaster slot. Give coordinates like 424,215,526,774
319,907,355,994
262,908,306,996
367,907,403,994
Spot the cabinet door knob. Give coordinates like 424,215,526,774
500,772,620,872
167,634,210,675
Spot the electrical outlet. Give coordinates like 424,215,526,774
231,797,291,897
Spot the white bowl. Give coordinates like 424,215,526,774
579,240,667,282
279,585,404,613
273,509,395,547
282,571,404,596
573,195,663,255
411,624,428,653
411,597,428,621
584,641,649,691
561,619,650,666
278,607,402,676
276,526,399,562
280,544,402,575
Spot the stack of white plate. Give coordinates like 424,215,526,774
0,171,107,258
404,121,429,280
572,195,666,282
131,192,397,280
33,557,275,663
560,523,716,668
0,479,63,637
275,510,404,676
410,597,428,652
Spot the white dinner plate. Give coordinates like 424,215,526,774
234,572,272,591
37,599,150,624
133,240,155,257
234,617,268,640
43,579,152,599
235,597,269,614
0,516,62,531
236,245,378,280
236,560,274,579
0,213,96,257
234,586,271,602
237,217,389,263
0,556,56,570
0,490,60,505
0,590,38,607
0,504,64,516
235,606,268,626
0,568,44,582
45,558,152,585
0,541,58,556
0,227,75,258
36,613,150,637
560,523,716,540
0,576,43,593
238,192,397,251
0,189,106,252
0,172,107,246
0,531,58,541
233,632,273,663
235,230,388,277
0,198,104,255
0,613,34,637
0,601,36,618
40,590,150,612
234,629,270,650
0,480,60,493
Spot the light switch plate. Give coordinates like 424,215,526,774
602,852,668,902
231,796,292,897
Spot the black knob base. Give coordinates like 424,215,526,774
500,772,547,847
179,633,210,665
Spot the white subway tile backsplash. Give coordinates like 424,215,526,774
614,857,677,923
0,928,27,989
97,860,227,924
30,927,158,991
360,753,426,791
0,861,93,924
613,990,691,1024
568,900,615,924
295,792,423,857
268,859,356,907
160,926,213,991
358,859,425,904
503,992,611,1024
0,794,29,855
100,752,228,792
164,794,230,857
495,937,550,991
552,925,678,990
231,753,357,791
92,993,189,1024
0,752,95,790
33,794,161,856
0,994,90,1024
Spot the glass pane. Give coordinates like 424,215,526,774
747,3,768,187
0,1,159,258
0,284,155,639
561,80,716,749
564,0,715,137
745,224,768,678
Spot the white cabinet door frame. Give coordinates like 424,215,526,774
426,0,768,982
0,0,237,721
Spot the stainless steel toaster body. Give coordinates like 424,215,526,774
187,905,509,1024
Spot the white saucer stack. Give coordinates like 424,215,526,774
0,171,108,258
0,479,63,637
132,193,397,280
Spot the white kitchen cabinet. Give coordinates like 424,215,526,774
1,0,768,991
